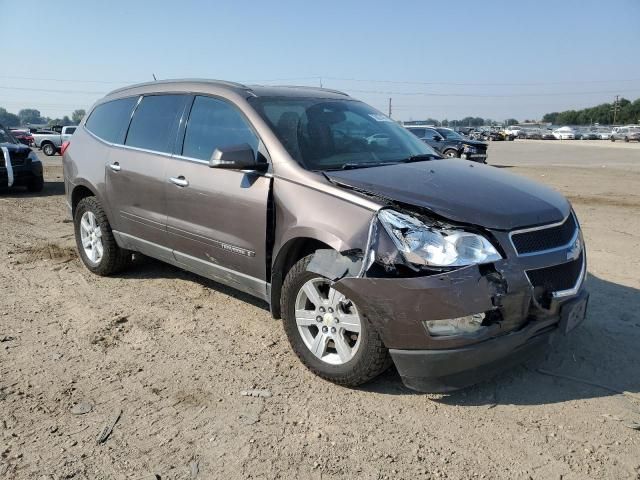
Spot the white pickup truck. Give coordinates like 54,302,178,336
32,126,77,156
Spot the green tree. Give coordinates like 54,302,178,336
0,107,20,127
18,108,44,125
505,118,519,126
72,109,86,124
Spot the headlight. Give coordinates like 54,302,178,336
463,145,477,153
378,210,502,267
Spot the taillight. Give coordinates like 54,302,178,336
61,141,70,156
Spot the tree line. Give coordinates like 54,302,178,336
0,107,86,128
542,97,640,126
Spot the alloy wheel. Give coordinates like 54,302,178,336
294,278,362,365
79,211,104,264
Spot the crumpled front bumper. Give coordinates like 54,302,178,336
333,244,587,392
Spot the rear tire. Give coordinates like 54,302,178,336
42,143,56,156
281,254,390,387
27,175,44,193
74,196,131,276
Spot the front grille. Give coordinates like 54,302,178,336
511,214,577,255
0,151,26,168
526,251,584,300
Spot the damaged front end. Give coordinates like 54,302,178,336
305,206,588,392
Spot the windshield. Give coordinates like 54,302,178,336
248,97,439,170
0,127,18,144
436,128,464,140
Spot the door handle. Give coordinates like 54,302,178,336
169,176,189,187
108,162,121,172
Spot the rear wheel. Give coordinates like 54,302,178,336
41,143,56,156
74,196,131,275
281,255,390,387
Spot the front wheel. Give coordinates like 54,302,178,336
281,255,390,387
74,196,131,275
444,149,459,158
27,175,44,193
624,137,629,143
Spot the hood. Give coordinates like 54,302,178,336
325,159,570,230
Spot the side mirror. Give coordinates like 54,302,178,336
209,143,260,170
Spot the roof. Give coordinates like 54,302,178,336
105,78,349,100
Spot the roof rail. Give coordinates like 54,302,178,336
106,78,250,96
270,85,349,97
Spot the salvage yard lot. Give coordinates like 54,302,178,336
1,141,639,479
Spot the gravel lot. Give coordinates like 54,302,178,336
1,141,639,479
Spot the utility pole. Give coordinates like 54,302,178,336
611,95,620,125
388,98,392,118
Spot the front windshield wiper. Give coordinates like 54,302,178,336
399,153,442,163
323,162,399,171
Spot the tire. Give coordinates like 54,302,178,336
611,137,615,142
624,137,629,143
443,149,459,158
281,254,390,387
27,175,44,193
42,143,55,156
74,196,131,276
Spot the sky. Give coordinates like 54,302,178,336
1,0,639,122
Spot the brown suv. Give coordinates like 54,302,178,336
63,79,588,392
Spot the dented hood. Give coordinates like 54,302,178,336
325,159,570,230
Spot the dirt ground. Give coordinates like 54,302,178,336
1,141,640,480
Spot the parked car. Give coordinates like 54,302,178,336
524,129,543,140
405,126,488,162
576,129,599,140
63,80,588,393
32,126,77,156
553,127,576,140
9,129,34,146
541,130,556,140
594,127,611,140
611,127,640,142
0,125,44,191
504,126,523,138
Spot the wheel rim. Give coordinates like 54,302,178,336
294,278,362,365
446,151,457,158
44,144,53,155
79,211,104,265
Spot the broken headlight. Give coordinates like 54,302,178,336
378,209,501,267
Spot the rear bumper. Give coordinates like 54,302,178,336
390,290,588,392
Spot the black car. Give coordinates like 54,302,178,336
406,126,488,163
0,125,44,192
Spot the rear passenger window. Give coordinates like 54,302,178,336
65,127,76,134
182,96,259,161
125,95,185,153
85,97,138,144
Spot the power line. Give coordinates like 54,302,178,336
324,76,640,87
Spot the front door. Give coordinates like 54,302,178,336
164,95,271,300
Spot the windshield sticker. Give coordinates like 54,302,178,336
368,114,393,122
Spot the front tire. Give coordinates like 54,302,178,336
27,175,44,193
74,197,131,275
444,149,459,158
281,255,390,387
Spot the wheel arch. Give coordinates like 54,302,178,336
270,236,336,319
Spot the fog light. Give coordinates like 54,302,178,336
425,313,485,337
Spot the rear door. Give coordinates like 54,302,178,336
105,94,189,261
164,95,272,300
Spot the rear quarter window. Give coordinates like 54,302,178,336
85,97,139,144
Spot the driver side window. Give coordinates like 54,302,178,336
182,96,259,161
